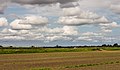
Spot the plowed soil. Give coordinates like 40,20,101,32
0,51,120,70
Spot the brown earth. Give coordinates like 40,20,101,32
0,51,120,70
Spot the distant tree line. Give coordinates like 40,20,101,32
0,43,120,49
53,43,120,48
101,43,119,47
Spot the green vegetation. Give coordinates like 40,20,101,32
64,61,120,69
0,47,120,54
0,43,120,54
102,47,120,51
31,67,51,70
0,48,91,54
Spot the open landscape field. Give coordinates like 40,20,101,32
0,0,120,70
0,48,120,70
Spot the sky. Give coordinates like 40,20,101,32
0,0,120,47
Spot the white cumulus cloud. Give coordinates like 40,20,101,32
25,15,48,25
46,35,72,42
77,36,93,41
19,15,48,26
100,22,120,33
10,19,32,30
58,7,110,26
100,22,120,28
58,16,109,26
62,26,78,35
82,32,102,36
63,7,81,16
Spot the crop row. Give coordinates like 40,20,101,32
64,61,120,69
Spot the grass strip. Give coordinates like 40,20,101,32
30,67,51,70
64,61,120,69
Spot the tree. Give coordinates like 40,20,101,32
31,46,35,48
102,44,106,47
113,43,118,47
9,46,13,48
55,45,61,48
0,45,3,48
55,45,59,48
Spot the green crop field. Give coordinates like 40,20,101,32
0,48,120,70
0,47,120,54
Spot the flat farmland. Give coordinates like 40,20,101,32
0,51,120,70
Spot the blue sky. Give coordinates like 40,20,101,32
0,0,120,47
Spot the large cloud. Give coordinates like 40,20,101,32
46,35,72,42
34,26,78,35
19,15,48,26
62,7,81,16
62,26,78,35
58,7,110,26
10,19,32,30
58,16,94,26
100,22,120,33
76,36,93,41
1,28,17,34
100,22,120,28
